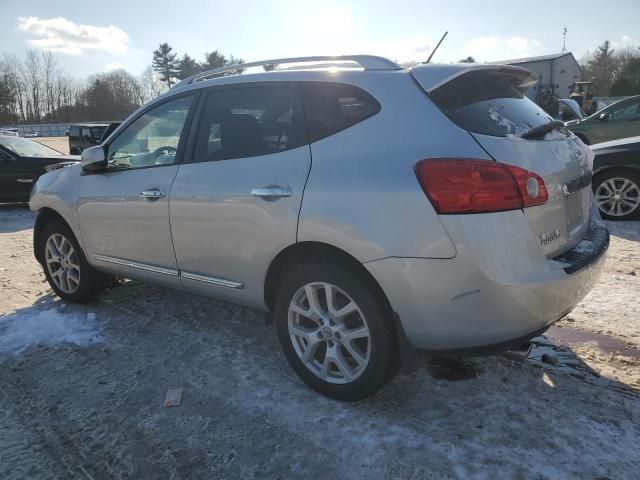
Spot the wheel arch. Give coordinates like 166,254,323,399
33,208,72,264
264,241,393,316
574,132,590,145
593,165,640,185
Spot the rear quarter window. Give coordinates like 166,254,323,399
429,69,553,137
300,82,380,142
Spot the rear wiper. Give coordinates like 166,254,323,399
521,120,566,140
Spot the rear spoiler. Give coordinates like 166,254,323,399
410,63,536,93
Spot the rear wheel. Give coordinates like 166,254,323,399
275,263,396,401
593,169,640,220
39,220,107,302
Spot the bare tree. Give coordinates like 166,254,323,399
2,54,25,122
23,50,42,121
81,69,144,121
42,50,57,120
139,65,167,102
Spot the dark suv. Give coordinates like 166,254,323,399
68,124,110,154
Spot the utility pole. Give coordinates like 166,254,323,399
561,27,567,53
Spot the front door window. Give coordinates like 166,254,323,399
107,95,193,170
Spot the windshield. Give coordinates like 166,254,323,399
0,136,62,157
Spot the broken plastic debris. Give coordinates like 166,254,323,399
163,388,183,408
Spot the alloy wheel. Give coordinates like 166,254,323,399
45,233,81,294
595,177,640,218
287,282,371,384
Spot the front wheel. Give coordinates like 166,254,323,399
593,169,640,220
275,263,396,401
39,220,108,302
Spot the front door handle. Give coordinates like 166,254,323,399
140,189,166,199
251,187,292,198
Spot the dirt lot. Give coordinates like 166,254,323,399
0,206,639,479
35,137,70,155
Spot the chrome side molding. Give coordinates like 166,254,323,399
181,272,244,289
92,254,244,289
93,254,179,277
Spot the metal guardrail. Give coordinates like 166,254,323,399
0,122,114,138
0,124,70,137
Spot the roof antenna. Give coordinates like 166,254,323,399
561,27,567,53
425,31,448,63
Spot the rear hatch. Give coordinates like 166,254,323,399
412,65,593,257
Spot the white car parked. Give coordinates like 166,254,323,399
30,56,608,400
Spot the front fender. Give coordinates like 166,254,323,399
30,165,84,257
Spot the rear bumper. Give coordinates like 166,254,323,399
366,206,608,351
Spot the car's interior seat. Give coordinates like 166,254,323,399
219,113,265,158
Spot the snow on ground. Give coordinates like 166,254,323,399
0,205,639,479
0,307,103,356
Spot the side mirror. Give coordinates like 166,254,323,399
599,112,609,121
81,145,107,173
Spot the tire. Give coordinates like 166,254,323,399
593,169,640,220
275,263,396,401
38,220,107,303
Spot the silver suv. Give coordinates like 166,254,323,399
30,56,608,400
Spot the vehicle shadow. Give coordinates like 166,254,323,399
0,204,35,233
605,219,640,242
2,281,638,478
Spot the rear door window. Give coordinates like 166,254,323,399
192,84,305,162
300,82,381,142
429,69,553,137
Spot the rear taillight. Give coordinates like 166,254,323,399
415,158,548,214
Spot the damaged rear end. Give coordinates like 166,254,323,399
412,63,608,265
380,64,610,350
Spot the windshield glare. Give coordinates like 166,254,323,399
0,136,62,157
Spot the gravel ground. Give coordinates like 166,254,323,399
0,205,638,479
34,137,70,155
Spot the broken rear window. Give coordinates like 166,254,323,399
429,69,553,137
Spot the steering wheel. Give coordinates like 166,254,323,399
151,146,177,164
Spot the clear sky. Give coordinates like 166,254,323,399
1,0,638,78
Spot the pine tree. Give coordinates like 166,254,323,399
202,51,227,70
178,54,201,79
152,43,180,87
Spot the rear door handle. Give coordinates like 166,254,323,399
251,187,292,198
140,189,166,199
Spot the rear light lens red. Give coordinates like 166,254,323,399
415,158,548,214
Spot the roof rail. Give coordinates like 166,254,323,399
172,55,401,89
